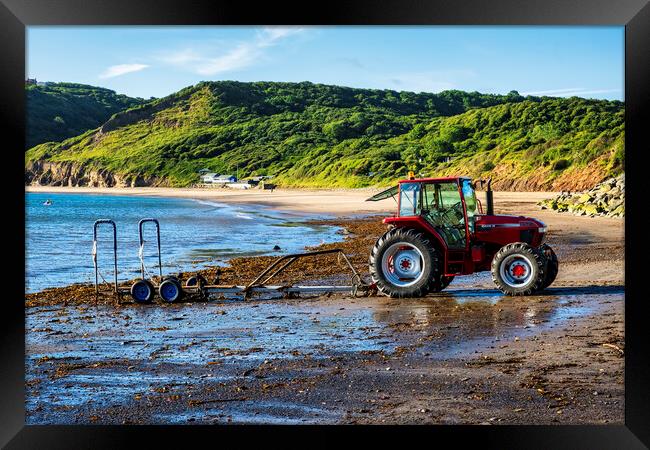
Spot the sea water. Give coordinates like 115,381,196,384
25,193,341,293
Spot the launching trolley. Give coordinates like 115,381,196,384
92,218,370,303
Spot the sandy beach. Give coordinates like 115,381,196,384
26,185,559,215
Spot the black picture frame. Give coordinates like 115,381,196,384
2,0,648,447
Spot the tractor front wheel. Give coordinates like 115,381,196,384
369,228,439,298
491,242,545,296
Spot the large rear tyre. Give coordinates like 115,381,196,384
431,275,454,293
369,228,439,298
491,242,545,296
540,244,558,289
441,276,454,289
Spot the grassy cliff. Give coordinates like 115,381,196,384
26,82,145,149
25,81,624,190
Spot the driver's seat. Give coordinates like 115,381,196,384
424,209,466,249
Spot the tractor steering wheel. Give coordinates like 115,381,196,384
437,202,463,227
449,201,465,221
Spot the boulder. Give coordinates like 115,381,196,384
537,174,624,218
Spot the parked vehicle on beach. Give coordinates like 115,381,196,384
367,175,558,297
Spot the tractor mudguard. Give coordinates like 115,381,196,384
383,215,448,253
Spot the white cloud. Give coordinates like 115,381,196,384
522,88,621,97
258,27,305,46
159,27,306,76
159,49,203,66
573,89,621,96
194,42,260,76
521,88,582,96
99,63,149,79
383,70,477,93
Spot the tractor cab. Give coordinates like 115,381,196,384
366,175,557,298
395,177,478,250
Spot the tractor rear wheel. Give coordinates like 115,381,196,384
440,275,454,290
431,275,454,293
369,228,439,298
540,244,558,289
491,242,545,296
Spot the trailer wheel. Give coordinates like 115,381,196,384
186,274,207,289
130,279,154,304
540,244,558,289
369,228,439,298
491,242,545,296
159,277,183,303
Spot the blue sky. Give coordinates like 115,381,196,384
27,26,624,100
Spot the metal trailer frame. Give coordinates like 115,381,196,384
183,248,368,300
92,219,370,303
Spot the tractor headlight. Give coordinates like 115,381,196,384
538,226,547,233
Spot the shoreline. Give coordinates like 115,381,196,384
26,185,559,215
26,193,624,307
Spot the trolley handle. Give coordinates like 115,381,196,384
92,219,118,294
138,218,163,280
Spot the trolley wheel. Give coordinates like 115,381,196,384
185,274,206,288
159,277,183,303
130,279,154,304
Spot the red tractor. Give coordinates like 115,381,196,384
366,175,558,297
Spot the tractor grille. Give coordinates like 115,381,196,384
520,229,534,244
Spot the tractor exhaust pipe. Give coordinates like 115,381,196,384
485,177,494,215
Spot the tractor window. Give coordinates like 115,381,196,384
398,183,420,216
422,182,466,249
461,179,477,233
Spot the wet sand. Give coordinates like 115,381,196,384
26,285,623,425
25,192,624,424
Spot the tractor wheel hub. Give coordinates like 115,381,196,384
510,263,527,278
399,258,412,270
499,254,534,288
381,243,425,287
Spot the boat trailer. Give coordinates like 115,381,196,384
93,218,372,303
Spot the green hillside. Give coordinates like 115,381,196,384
25,81,624,190
26,82,145,149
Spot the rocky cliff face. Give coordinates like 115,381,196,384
25,161,164,188
538,174,625,218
